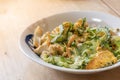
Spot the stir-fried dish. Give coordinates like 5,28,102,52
32,18,120,69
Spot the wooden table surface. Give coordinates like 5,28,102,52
0,0,120,80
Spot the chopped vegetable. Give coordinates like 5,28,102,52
33,18,120,69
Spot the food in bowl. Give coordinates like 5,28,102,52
32,18,120,69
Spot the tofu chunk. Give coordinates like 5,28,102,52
33,26,43,47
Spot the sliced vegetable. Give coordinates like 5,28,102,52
33,18,120,69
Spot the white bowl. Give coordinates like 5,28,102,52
19,11,120,74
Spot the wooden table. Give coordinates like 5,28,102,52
0,0,120,80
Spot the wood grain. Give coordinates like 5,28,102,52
102,0,120,17
0,0,120,80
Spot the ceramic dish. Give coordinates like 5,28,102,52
19,11,120,74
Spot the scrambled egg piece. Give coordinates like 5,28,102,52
86,50,117,69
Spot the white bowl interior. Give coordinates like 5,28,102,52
19,11,120,74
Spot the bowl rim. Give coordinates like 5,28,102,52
19,11,120,73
